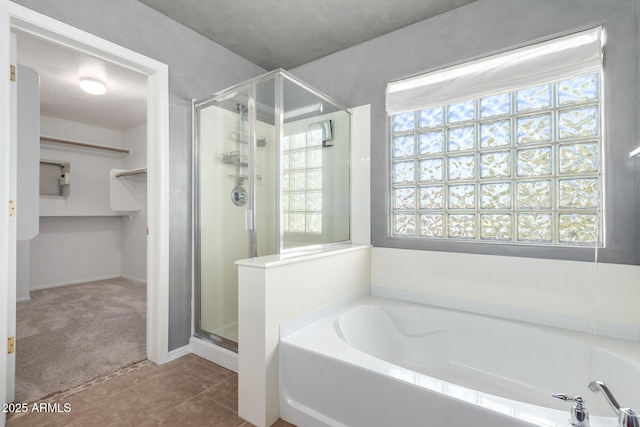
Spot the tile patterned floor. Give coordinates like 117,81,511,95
7,354,295,427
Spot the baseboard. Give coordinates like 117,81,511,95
120,275,147,285
30,274,122,291
166,344,191,362
16,296,31,302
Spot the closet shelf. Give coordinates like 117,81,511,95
114,167,147,178
110,169,144,211
41,136,131,154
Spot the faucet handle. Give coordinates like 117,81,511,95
619,408,640,427
554,393,583,403
553,393,590,427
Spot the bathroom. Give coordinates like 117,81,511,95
1,0,639,426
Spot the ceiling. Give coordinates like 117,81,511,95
138,0,476,70
16,31,147,131
15,0,475,131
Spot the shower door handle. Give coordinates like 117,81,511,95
245,209,254,231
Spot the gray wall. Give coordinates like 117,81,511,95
12,0,266,350
13,0,639,352
292,0,640,265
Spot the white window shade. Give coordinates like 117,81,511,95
386,27,603,115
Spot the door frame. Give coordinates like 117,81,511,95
0,2,11,421
0,3,171,411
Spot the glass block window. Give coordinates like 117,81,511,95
282,129,323,233
390,73,602,246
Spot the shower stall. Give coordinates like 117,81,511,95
193,70,351,352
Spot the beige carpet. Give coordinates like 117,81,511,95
15,277,147,403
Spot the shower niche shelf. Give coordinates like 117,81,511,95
227,174,262,182
230,130,267,146
222,151,262,183
222,151,248,167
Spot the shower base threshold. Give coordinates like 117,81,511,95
190,336,238,372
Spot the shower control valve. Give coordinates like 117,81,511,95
553,393,590,427
231,185,248,207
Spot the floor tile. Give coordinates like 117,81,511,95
7,393,89,427
203,375,238,412
144,393,244,427
62,389,163,427
6,410,52,427
69,362,159,404
132,368,213,411
192,355,235,376
153,353,200,372
167,360,232,388
7,354,298,427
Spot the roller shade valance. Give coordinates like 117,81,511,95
386,27,603,115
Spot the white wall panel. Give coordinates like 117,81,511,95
350,104,371,245
16,240,30,301
39,116,126,216
371,247,640,338
238,245,371,427
16,65,39,240
29,216,122,289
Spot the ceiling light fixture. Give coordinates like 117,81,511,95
79,77,107,95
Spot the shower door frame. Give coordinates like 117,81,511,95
192,69,352,351
192,78,263,352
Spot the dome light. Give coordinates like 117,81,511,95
79,77,106,95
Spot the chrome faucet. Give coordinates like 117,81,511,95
553,393,590,427
588,381,640,427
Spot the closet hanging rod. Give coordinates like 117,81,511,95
40,136,132,154
40,160,67,166
115,168,147,178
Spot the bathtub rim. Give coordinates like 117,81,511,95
372,285,640,341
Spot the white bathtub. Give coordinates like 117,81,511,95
279,297,640,427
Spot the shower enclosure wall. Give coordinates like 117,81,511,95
193,70,351,352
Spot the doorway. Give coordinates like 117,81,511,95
1,2,170,415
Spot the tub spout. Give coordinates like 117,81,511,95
588,381,622,413
588,381,640,427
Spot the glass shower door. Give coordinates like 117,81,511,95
195,88,255,350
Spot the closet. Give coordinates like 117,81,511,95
16,64,148,299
